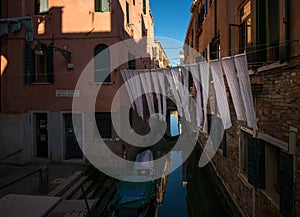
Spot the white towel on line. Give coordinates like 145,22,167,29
180,66,191,122
189,64,203,127
127,70,144,119
150,70,163,120
222,57,246,121
210,60,232,129
234,54,258,129
199,61,210,132
166,67,183,117
139,71,155,117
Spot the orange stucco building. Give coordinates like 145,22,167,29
0,0,155,163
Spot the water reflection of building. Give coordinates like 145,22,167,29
155,153,171,205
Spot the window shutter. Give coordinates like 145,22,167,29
247,136,265,188
24,44,35,84
256,0,266,62
279,151,294,217
47,44,54,83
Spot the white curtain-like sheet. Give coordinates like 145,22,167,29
121,70,136,110
126,70,144,119
199,61,210,132
150,69,163,120
189,64,203,127
234,54,258,129
222,57,246,121
157,70,167,121
132,71,144,119
166,67,183,116
210,60,232,129
180,66,191,122
139,71,155,117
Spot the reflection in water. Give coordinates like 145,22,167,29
155,149,227,217
157,151,187,217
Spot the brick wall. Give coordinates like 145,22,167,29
199,63,300,216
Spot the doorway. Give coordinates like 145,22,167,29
63,113,83,160
35,113,48,158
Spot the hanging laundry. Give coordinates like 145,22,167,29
121,70,136,110
210,60,232,129
150,70,163,120
188,64,203,127
180,66,191,122
157,69,167,121
139,71,155,117
0,22,8,36
199,61,210,132
127,71,144,119
132,71,144,119
222,57,246,121
165,67,183,117
234,54,258,130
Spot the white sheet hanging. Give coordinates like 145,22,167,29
222,57,246,121
132,71,144,119
189,64,203,127
210,60,232,129
126,70,144,119
199,62,210,132
234,54,258,129
180,66,191,122
165,67,183,117
121,70,136,110
139,71,155,117
157,70,167,121
150,70,163,120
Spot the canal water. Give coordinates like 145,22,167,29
157,150,228,217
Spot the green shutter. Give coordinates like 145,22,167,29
247,136,265,189
24,43,35,84
47,44,54,83
279,151,294,217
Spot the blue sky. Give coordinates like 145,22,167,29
150,0,192,65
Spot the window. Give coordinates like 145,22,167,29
128,53,136,70
240,131,265,189
143,0,147,14
95,112,112,139
252,0,287,64
95,0,110,12
265,142,280,205
94,44,110,83
239,1,252,54
126,1,130,24
35,0,49,15
24,43,54,84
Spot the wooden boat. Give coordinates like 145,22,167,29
103,150,156,217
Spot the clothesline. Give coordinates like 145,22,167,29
121,53,258,132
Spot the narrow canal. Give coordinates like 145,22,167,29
157,149,228,217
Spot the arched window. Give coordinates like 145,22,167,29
94,44,110,83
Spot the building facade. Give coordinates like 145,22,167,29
0,0,155,164
184,0,299,216
153,39,169,68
